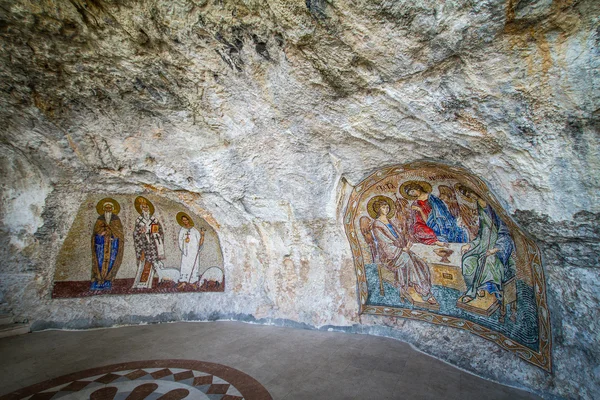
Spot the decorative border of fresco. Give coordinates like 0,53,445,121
51,277,225,298
343,162,552,372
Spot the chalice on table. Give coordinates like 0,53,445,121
434,248,454,263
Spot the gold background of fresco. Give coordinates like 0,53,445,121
54,194,224,282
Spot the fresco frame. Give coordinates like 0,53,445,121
343,161,552,372
52,194,225,298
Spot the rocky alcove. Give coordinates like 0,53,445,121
0,1,598,398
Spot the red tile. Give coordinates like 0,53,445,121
124,383,159,400
192,375,212,386
61,380,91,391
150,369,173,379
207,384,230,395
156,389,190,400
95,373,121,384
125,370,149,380
173,370,194,381
29,393,57,400
90,386,119,400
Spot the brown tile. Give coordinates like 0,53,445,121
124,383,159,400
29,393,57,400
90,386,118,400
207,384,230,395
173,370,194,381
61,380,91,391
156,389,190,400
125,370,149,380
95,373,121,384
222,396,243,400
193,375,213,386
150,369,172,379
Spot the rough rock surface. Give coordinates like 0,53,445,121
0,1,598,398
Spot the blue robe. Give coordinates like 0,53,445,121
91,214,124,290
426,195,469,243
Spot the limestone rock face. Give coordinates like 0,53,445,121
0,0,598,398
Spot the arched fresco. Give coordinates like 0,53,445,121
53,194,224,297
344,162,551,371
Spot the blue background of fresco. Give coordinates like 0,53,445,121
364,263,539,351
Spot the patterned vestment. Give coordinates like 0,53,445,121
132,214,164,288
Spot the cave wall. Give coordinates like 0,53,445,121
0,0,598,398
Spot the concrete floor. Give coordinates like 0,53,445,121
0,321,539,400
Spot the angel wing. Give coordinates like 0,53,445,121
360,216,377,263
394,196,414,243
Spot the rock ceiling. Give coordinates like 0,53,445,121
0,1,599,399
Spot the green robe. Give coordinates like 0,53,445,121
461,204,516,299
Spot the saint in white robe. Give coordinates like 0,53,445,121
178,226,202,283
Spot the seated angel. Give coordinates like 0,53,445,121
456,185,516,303
364,196,437,305
400,181,469,245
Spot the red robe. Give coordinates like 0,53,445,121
411,200,438,245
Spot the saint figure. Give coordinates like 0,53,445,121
132,196,165,289
91,198,124,290
438,185,479,240
368,197,437,305
176,212,206,288
400,181,468,245
457,185,516,303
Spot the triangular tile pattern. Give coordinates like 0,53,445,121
21,367,245,400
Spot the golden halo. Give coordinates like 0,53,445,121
134,196,155,216
176,212,195,227
399,180,433,200
454,183,477,203
366,195,395,219
96,198,120,215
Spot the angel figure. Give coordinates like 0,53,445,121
437,185,479,240
455,185,516,304
361,195,437,305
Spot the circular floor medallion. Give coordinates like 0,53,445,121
0,360,272,400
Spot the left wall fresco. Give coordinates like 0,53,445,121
52,194,224,298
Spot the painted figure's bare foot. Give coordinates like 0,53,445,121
460,295,475,303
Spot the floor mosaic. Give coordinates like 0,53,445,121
0,360,272,400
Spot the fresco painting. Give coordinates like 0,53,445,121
53,194,225,297
344,162,551,371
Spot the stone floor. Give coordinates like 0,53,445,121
0,321,540,400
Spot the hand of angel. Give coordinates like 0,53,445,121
486,248,500,256
461,244,471,254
